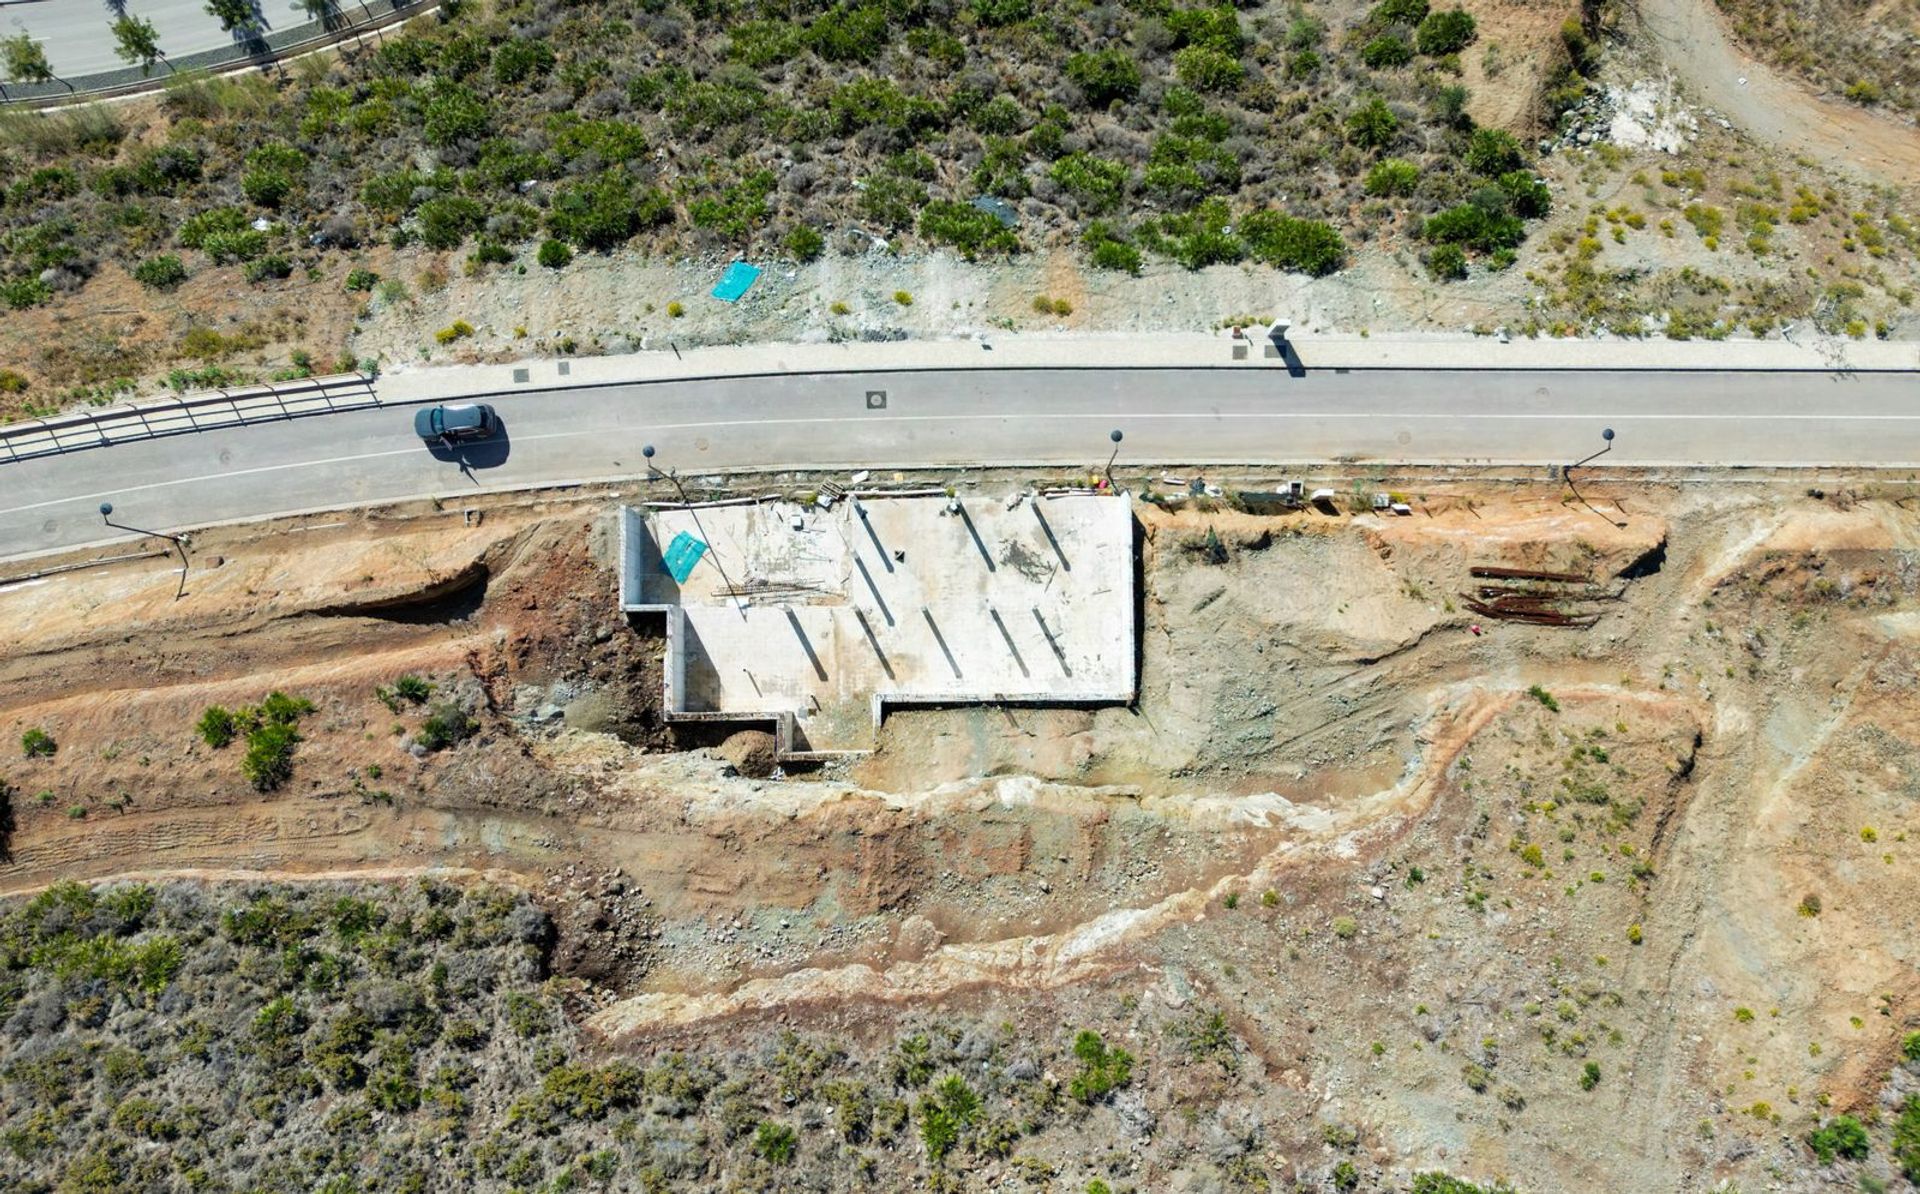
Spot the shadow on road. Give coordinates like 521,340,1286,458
427,420,512,476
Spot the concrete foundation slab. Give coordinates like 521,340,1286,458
621,491,1136,755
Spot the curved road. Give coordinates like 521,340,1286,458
3,365,1918,564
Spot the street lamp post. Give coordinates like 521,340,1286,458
1567,427,1616,479
1104,428,1123,490
100,502,190,598
642,443,691,504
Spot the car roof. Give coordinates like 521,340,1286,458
439,404,486,427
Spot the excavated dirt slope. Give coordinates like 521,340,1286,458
3,471,1919,1189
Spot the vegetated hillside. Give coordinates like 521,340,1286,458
0,0,1592,358
0,877,1530,1194
1711,0,1919,117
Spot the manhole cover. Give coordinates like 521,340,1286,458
512,368,530,383
866,390,888,410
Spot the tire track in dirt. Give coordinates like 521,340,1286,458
1634,0,1920,190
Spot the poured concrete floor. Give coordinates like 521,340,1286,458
644,492,1134,751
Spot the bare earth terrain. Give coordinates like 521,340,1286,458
5,468,1920,1189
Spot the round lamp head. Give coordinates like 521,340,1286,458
1109,429,1123,444
1602,428,1615,441
98,502,113,517
642,444,655,459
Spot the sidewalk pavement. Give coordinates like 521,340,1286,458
375,331,1920,405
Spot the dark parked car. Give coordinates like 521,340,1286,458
413,403,498,443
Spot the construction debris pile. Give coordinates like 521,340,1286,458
1461,565,1624,627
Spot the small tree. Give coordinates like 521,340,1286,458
111,16,165,75
204,0,259,33
2,33,54,86
20,729,56,759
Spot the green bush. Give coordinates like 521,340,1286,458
785,226,825,262
241,721,300,791
1241,211,1345,276
417,704,477,753
422,82,489,147
806,3,890,63
345,268,380,292
1165,5,1244,55
1149,197,1241,269
917,1075,981,1163
1423,204,1524,252
1,277,53,310
1345,97,1399,148
244,254,292,283
1903,1030,1920,1062
1174,46,1245,91
547,174,671,250
1068,1030,1134,1102
393,675,431,704
133,254,189,290
21,728,56,758
1372,0,1430,25
1364,158,1420,197
1427,243,1468,279
970,0,1032,24
918,201,1019,258
1579,1061,1600,1090
1465,127,1525,176
417,195,487,250
689,171,777,242
537,239,572,269
1050,154,1129,214
1361,36,1412,68
1808,1115,1870,1164
1065,49,1140,107
1896,1097,1920,1183
492,38,555,85
1084,222,1143,274
197,706,238,748
1497,170,1552,218
1416,9,1478,54
860,173,928,229
753,1121,798,1164
1410,1175,1514,1194
178,206,249,249
241,167,293,208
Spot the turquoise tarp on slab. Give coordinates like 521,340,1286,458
711,261,762,302
662,531,709,583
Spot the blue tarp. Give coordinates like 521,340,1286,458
662,531,709,583
711,261,762,303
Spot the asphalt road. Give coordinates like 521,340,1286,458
1,0,304,78
3,366,1917,563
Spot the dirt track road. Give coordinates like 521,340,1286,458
1636,0,1920,192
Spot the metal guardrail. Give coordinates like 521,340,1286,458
0,373,381,464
